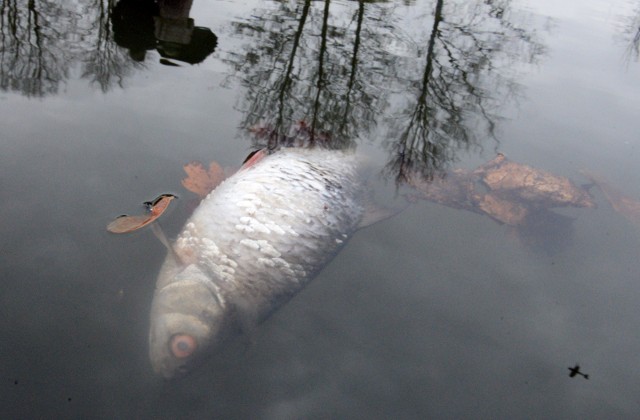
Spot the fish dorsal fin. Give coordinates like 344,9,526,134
240,148,268,170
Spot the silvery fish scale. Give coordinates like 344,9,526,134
149,147,366,378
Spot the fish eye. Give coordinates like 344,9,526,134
170,334,197,359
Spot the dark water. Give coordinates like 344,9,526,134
1,0,640,418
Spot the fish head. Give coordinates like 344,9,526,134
149,259,227,379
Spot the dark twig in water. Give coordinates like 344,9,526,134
568,364,589,380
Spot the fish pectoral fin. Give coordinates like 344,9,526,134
150,223,184,263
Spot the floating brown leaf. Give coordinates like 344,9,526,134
474,154,595,209
407,154,595,227
181,161,226,198
107,194,176,233
477,192,530,225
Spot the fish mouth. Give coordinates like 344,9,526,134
156,358,196,380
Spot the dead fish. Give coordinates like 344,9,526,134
149,147,384,378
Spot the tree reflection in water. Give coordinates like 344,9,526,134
0,0,216,95
0,0,567,251
1,0,549,184
223,0,546,182
0,0,547,174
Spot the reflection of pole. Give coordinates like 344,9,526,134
310,0,331,143
29,2,46,86
272,0,311,148
339,0,365,134
93,0,122,91
395,0,444,183
626,25,640,63
420,0,443,109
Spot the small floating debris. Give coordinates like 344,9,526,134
568,364,589,379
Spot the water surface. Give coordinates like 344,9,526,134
1,0,640,418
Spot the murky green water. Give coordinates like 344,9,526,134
1,0,639,417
